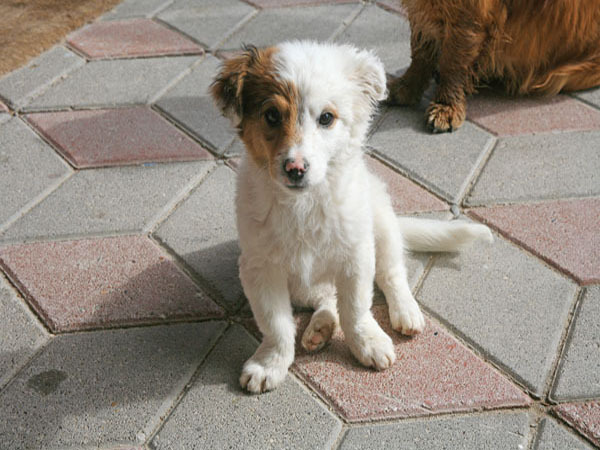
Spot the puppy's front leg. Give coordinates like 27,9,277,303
337,249,396,370
239,261,295,393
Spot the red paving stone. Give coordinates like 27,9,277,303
0,236,224,332
555,401,600,447
366,157,448,214
67,18,203,59
376,0,406,15
467,91,600,136
291,306,531,422
245,0,356,7
0,100,8,112
470,199,600,285
26,107,212,168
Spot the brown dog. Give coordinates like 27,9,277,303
388,0,600,132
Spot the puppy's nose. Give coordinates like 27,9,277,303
283,158,309,182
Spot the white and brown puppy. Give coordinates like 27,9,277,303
211,41,492,394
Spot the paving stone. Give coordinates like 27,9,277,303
67,18,203,59
376,0,406,15
467,92,600,136
0,47,84,110
220,3,361,50
248,0,357,7
368,106,494,202
24,56,199,111
154,165,242,311
0,118,72,230
466,131,600,205
152,324,342,450
551,286,600,400
292,306,530,422
574,86,600,110
0,100,8,112
156,55,237,153
0,273,48,388
366,156,448,214
534,417,595,450
555,402,600,447
340,412,530,449
417,235,578,396
157,0,256,49
0,321,226,449
26,107,213,168
0,161,212,243
335,4,411,74
0,236,224,333
101,0,174,20
470,199,600,285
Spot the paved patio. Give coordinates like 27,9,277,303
0,0,599,448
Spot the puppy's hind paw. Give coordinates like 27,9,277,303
426,101,466,133
301,308,338,352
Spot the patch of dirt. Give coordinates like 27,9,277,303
0,0,122,76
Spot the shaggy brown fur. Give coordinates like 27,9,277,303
0,0,122,76
388,0,600,132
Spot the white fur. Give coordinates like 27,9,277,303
228,41,492,393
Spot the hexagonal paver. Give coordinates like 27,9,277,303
153,324,342,450
551,286,600,400
366,156,448,214
0,161,213,243
376,0,406,15
555,402,600,447
0,118,72,230
466,131,600,205
248,0,355,6
574,86,600,110
291,306,530,422
26,107,213,168
101,0,172,20
67,18,203,59
0,236,224,332
335,4,411,74
470,199,600,285
0,100,8,112
0,273,48,388
467,92,600,136
534,417,595,450
417,234,577,396
24,56,199,111
368,106,494,202
340,412,530,450
156,55,237,154
157,0,256,49
219,3,361,50
0,321,226,449
154,165,242,311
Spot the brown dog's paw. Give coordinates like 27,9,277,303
425,102,466,133
386,75,423,106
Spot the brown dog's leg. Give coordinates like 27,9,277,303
387,39,436,106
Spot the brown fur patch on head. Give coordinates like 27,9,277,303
211,46,300,175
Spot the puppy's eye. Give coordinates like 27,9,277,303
264,107,282,127
318,112,334,127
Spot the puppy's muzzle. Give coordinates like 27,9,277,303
283,158,309,188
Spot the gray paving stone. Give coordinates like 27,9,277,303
0,162,213,243
156,55,237,153
101,0,173,20
0,321,226,449
0,47,84,110
24,56,199,111
0,273,48,389
154,165,242,311
574,86,600,110
335,4,411,75
157,0,256,49
551,286,600,401
466,132,600,206
534,417,594,450
339,412,530,450
0,118,72,230
220,3,362,51
368,106,494,202
152,324,342,450
417,235,577,396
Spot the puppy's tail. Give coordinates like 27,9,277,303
398,217,493,253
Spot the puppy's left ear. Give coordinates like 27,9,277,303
352,49,388,105
210,49,254,122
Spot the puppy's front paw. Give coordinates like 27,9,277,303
426,101,466,133
390,301,425,336
240,359,289,394
301,308,338,352
348,323,396,370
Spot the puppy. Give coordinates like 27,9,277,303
211,41,493,393
388,0,600,132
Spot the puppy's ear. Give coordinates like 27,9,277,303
211,48,255,122
352,49,388,105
